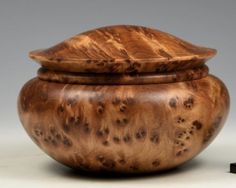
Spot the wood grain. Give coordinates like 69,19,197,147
18,75,229,173
29,25,216,73
18,25,229,173
37,65,209,85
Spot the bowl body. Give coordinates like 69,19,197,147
18,75,229,173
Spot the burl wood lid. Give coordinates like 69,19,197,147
29,25,216,73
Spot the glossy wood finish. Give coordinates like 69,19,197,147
18,75,229,173
29,25,216,73
18,25,229,173
37,65,209,85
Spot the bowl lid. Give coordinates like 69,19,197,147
29,25,216,73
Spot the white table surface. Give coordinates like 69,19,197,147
1,123,236,188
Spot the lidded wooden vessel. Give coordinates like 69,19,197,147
18,25,229,173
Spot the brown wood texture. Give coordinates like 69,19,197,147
18,75,229,173
29,25,216,73
37,65,209,85
18,25,229,174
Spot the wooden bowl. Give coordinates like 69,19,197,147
18,25,230,173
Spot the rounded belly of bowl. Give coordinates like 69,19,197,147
17,75,229,173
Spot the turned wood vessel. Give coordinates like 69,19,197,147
18,25,230,173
